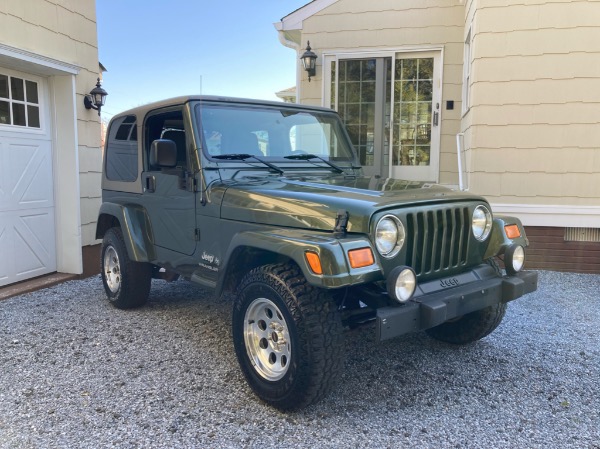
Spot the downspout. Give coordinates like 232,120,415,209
456,132,467,191
274,23,302,103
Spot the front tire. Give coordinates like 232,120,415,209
425,258,506,344
101,227,152,309
232,263,343,410
425,303,507,344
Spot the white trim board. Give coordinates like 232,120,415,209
491,204,600,228
321,45,445,57
0,43,80,76
277,0,339,31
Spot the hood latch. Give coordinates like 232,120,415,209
333,210,349,238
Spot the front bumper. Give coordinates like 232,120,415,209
376,268,538,341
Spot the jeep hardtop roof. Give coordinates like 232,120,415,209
112,95,336,121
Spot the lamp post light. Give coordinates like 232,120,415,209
83,78,108,116
300,41,317,82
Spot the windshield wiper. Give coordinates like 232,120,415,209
284,153,345,174
213,153,284,175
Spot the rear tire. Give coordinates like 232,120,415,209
425,258,506,344
232,263,344,410
100,227,152,309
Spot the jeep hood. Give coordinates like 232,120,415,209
220,176,486,233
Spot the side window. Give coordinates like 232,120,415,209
462,27,472,114
105,115,138,181
145,110,186,171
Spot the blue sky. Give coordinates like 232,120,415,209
96,0,308,120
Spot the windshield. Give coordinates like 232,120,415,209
195,102,357,164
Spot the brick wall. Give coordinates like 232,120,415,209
525,226,600,274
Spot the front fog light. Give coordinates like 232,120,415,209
505,245,525,275
387,266,417,303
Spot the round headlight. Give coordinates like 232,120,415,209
387,266,417,303
375,215,405,258
505,244,525,275
472,205,492,241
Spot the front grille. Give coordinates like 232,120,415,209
406,207,470,276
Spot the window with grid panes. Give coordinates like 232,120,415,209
336,59,377,167
0,73,41,128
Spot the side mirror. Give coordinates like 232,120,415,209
150,139,177,168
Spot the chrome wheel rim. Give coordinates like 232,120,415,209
103,246,121,293
243,298,291,381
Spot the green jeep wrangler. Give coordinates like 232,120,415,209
97,96,538,410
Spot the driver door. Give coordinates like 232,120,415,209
142,107,196,257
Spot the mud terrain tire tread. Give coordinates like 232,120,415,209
232,262,344,410
101,227,152,309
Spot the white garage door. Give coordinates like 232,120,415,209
0,68,56,287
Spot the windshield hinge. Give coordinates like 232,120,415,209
333,210,349,238
194,228,201,241
187,173,199,192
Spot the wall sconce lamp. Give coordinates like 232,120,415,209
84,78,108,116
300,41,317,82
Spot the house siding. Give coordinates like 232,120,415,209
298,0,465,185
464,0,600,210
0,0,102,247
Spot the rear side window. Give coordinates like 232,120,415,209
105,115,138,181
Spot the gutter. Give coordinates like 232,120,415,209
274,22,301,50
273,22,302,103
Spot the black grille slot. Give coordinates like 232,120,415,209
406,206,470,276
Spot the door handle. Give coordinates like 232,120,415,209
433,111,439,127
145,175,156,193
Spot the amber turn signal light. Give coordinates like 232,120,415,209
305,251,323,275
348,248,375,269
505,224,521,239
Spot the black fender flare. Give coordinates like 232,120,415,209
484,215,530,259
96,202,156,262
216,229,382,295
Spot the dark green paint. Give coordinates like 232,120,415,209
97,96,534,297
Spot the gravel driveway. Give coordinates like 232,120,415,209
0,270,598,448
